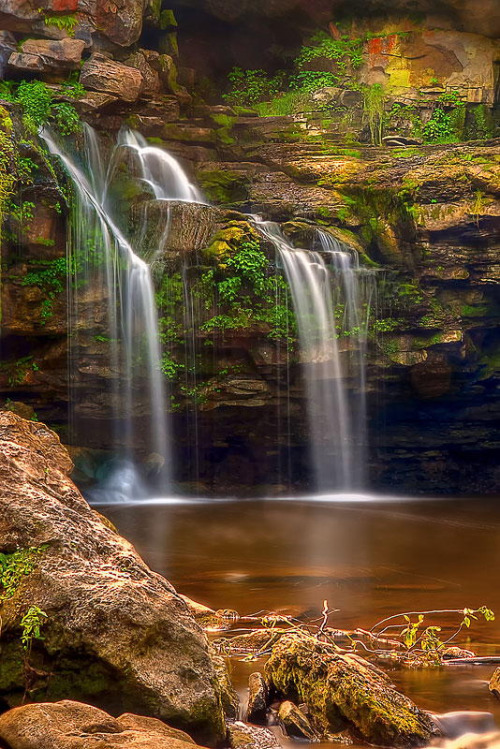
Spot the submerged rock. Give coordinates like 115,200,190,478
277,701,318,741
0,700,201,749
265,630,437,747
247,672,269,724
489,668,500,698
228,721,281,749
0,412,225,744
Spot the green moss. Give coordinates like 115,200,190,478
198,170,247,205
265,631,433,745
460,303,492,318
210,114,237,146
159,9,177,28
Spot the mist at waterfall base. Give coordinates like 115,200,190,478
45,125,381,504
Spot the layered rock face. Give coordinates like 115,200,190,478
0,411,225,743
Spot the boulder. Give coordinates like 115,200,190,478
0,412,225,745
80,54,143,103
489,667,500,698
87,0,145,46
0,700,203,749
265,631,437,747
8,39,85,73
247,672,268,724
125,49,162,97
228,722,281,749
277,701,318,741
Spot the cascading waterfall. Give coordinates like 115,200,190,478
255,220,375,493
41,121,374,498
41,124,204,501
317,228,376,489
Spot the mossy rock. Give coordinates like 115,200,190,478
203,222,259,263
197,170,249,206
265,631,436,747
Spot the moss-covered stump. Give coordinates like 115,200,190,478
265,631,437,747
0,412,225,745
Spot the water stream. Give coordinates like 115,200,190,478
41,125,204,501
255,220,375,492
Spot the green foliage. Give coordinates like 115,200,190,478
0,547,45,601
51,101,81,136
372,318,402,333
254,90,310,117
0,107,16,226
11,80,81,135
43,13,78,35
223,32,363,112
363,84,385,145
15,80,52,129
20,605,48,651
290,70,339,92
21,257,68,323
295,32,363,74
398,607,494,654
1,356,40,387
422,91,465,143
226,239,268,292
223,68,286,106
160,352,185,380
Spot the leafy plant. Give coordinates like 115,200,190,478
20,605,48,651
12,80,81,135
295,32,363,74
51,101,81,136
223,68,286,106
422,91,465,143
0,547,45,601
22,257,68,323
370,606,495,659
43,13,78,35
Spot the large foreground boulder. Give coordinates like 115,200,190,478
265,631,437,747
0,700,203,749
0,412,225,745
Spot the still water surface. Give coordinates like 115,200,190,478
100,497,500,732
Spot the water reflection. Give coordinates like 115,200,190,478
99,498,500,721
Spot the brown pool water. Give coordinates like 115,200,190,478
99,497,500,737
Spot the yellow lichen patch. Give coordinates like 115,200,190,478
203,221,259,263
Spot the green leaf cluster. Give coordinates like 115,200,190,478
0,547,45,601
4,79,81,135
21,257,68,323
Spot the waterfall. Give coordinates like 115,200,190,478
41,125,204,502
255,220,375,493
